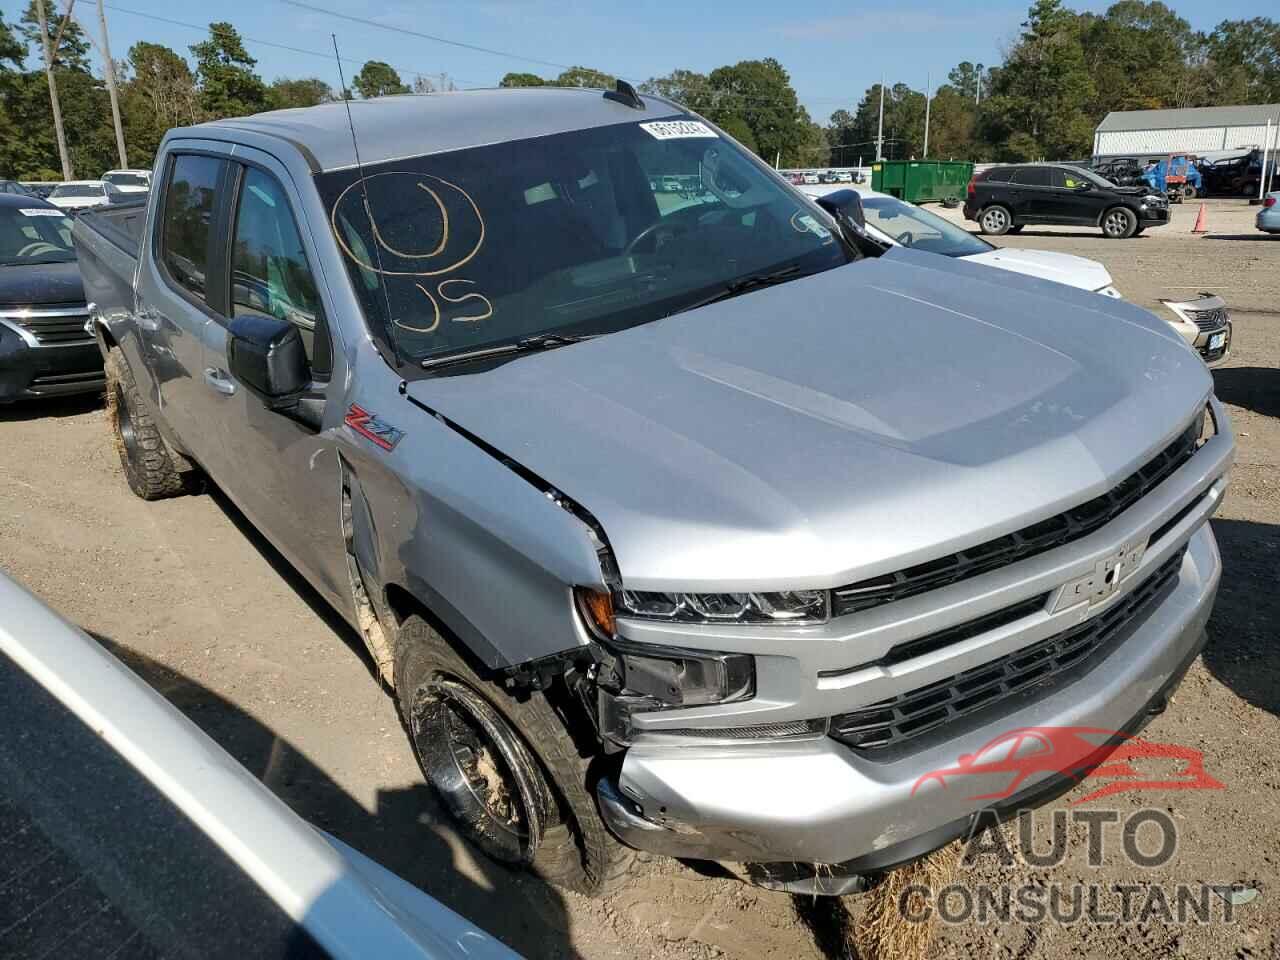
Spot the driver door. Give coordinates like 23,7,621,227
199,150,353,618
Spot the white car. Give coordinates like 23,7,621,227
797,183,1121,297
0,569,520,960
802,172,820,185
47,180,123,213
102,168,152,194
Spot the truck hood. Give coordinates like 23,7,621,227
961,247,1113,293
0,260,85,306
407,253,1210,591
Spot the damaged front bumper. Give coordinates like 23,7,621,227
596,524,1221,892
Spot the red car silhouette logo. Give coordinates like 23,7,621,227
912,726,1224,805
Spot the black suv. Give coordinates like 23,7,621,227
964,163,1169,239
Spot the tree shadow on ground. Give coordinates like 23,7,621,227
1202,518,1280,720
89,633,581,959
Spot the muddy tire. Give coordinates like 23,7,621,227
978,205,1012,236
1101,206,1137,239
104,347,185,500
395,616,634,895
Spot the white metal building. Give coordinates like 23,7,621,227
1093,103,1280,158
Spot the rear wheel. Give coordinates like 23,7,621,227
978,205,1012,236
1182,184,1197,201
1101,206,1137,239
395,617,634,895
104,346,186,500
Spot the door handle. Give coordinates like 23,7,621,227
203,368,237,396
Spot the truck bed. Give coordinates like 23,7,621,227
72,200,144,328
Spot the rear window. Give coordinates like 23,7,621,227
161,155,225,304
1010,167,1052,186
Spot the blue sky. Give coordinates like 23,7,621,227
39,0,1269,122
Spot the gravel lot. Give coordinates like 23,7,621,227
1,199,1276,959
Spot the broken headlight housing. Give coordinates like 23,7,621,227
615,589,829,624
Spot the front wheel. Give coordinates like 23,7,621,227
978,205,1012,236
1101,206,1138,239
395,617,634,895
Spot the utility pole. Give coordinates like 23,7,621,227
875,75,885,162
923,72,932,158
95,0,127,169
37,0,74,180
976,66,982,105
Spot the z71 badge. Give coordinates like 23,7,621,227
344,404,405,451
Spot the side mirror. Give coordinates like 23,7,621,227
227,313,310,401
226,313,324,432
815,189,867,233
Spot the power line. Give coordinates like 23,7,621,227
101,3,483,88
279,0,575,72
275,0,856,109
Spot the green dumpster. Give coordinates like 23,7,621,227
870,160,974,204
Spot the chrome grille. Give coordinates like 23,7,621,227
831,416,1201,617
0,304,92,346
829,546,1186,754
1188,307,1227,332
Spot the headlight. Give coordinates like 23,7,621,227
616,589,828,624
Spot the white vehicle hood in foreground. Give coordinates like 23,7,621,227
954,248,1113,293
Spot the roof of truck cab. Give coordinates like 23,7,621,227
184,87,682,173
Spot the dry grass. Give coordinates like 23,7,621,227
852,842,962,960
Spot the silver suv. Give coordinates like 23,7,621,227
73,85,1233,896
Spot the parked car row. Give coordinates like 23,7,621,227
1,168,153,210
1092,149,1278,199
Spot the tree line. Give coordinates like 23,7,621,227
0,2,453,179
829,0,1280,164
2,0,1278,181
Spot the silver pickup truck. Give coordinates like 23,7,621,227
73,85,1234,897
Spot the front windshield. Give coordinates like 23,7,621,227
104,173,148,188
861,194,992,257
315,116,851,365
51,184,103,198
0,206,76,265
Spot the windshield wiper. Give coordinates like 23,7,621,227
669,265,807,317
420,333,595,371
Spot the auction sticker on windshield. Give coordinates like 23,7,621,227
640,120,718,140
19,208,64,217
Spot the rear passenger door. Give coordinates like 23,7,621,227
199,150,353,617
1007,166,1054,222
134,149,232,467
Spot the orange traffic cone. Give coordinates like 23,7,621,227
1191,203,1208,234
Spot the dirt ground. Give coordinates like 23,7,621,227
1,199,1277,959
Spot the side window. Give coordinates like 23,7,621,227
230,167,327,371
984,167,1013,183
161,155,225,304
1011,167,1051,187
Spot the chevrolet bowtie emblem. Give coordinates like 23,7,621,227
1051,539,1147,614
